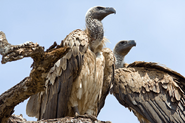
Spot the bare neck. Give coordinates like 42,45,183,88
85,17,104,52
113,52,125,69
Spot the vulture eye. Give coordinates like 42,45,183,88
97,7,104,10
120,41,127,45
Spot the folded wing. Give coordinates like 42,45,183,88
26,29,89,119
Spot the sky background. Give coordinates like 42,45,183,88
0,1,185,123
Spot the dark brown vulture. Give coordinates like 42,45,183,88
26,6,115,120
111,40,185,123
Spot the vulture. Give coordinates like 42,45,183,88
26,6,115,120
111,40,185,123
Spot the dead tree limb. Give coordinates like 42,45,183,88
0,31,70,123
8,114,111,123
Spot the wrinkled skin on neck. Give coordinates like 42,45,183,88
85,17,103,52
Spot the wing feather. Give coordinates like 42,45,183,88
26,93,41,118
97,48,115,115
26,29,89,119
112,61,185,123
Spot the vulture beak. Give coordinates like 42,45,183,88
105,7,116,14
128,40,136,47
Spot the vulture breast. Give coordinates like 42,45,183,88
68,49,105,116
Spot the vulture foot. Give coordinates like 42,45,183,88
75,113,97,121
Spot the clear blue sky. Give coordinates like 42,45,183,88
1,1,185,122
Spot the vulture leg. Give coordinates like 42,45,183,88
73,106,80,115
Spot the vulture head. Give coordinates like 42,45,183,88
86,6,116,21
114,40,136,57
113,40,136,68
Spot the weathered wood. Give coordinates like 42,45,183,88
0,31,70,123
8,114,111,123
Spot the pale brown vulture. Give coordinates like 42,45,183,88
111,40,185,123
26,6,115,120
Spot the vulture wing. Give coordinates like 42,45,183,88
98,48,115,114
112,61,185,123
26,29,89,119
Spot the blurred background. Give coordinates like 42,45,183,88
0,1,185,122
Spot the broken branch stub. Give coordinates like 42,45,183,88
0,31,45,64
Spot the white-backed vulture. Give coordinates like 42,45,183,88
26,6,115,120
111,40,185,123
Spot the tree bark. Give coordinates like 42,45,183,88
0,31,70,123
8,114,111,123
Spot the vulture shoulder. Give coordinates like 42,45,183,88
112,61,185,123
26,29,89,119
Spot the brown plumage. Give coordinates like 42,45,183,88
26,6,115,120
111,40,185,123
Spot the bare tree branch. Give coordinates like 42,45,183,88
8,114,111,123
0,31,45,64
0,31,70,123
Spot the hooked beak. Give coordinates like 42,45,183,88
105,7,116,14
